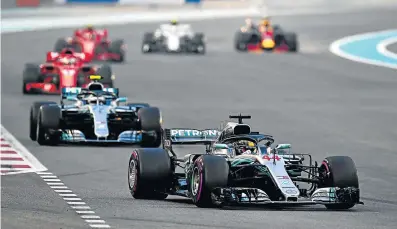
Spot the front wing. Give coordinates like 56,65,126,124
60,130,145,144
211,187,362,206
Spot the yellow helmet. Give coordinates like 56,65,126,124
247,141,255,147
86,24,94,29
170,19,178,25
261,17,270,26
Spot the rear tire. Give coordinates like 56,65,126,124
54,38,69,52
319,156,359,210
189,155,229,207
23,64,41,94
284,32,298,52
128,148,171,199
96,64,113,87
142,33,154,53
110,39,125,62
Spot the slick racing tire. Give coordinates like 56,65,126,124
54,38,69,52
128,148,171,199
23,64,41,94
190,155,229,207
284,32,298,52
36,105,61,146
142,32,155,53
30,102,58,141
319,156,359,210
192,33,206,54
138,107,162,132
96,64,113,87
109,39,125,62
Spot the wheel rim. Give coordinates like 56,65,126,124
191,167,200,196
128,160,137,191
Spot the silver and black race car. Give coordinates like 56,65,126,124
141,22,205,54
128,114,362,209
29,76,162,146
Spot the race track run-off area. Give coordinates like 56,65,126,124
2,4,397,229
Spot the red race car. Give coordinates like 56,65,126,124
235,18,298,53
22,48,114,94
54,25,125,63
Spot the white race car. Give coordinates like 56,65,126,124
142,23,205,54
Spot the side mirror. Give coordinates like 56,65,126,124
213,143,229,150
116,97,127,103
276,143,291,150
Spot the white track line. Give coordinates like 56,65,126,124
35,172,111,228
376,37,397,59
329,29,397,70
1,125,112,228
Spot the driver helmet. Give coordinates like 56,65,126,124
170,19,178,26
261,17,271,27
245,18,252,26
85,94,105,105
86,24,94,31
236,140,257,155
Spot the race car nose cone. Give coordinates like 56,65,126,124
262,39,275,49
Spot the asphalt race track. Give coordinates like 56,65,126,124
2,7,397,229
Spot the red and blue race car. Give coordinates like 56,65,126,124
54,26,125,63
22,48,114,94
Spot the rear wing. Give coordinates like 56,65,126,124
164,128,220,145
61,87,119,98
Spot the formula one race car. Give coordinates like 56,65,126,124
29,76,162,146
142,22,205,54
23,48,114,94
234,19,298,53
128,115,362,209
54,25,125,62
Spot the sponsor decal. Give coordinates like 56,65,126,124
170,129,219,137
284,188,298,194
263,155,281,161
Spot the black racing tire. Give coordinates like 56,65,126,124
96,64,113,87
128,148,171,199
319,156,359,210
141,131,162,148
190,155,229,207
109,39,125,62
284,32,298,52
54,38,69,52
30,101,58,141
138,107,162,132
234,32,246,51
142,32,155,53
23,64,41,94
192,33,206,54
36,105,61,146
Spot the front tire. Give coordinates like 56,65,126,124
319,156,359,210
189,155,229,207
128,149,171,199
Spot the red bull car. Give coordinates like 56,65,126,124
54,27,125,62
234,24,298,53
22,48,114,94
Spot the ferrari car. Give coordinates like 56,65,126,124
29,75,162,146
22,48,114,94
234,21,298,53
128,114,362,209
142,23,205,54
54,26,125,62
